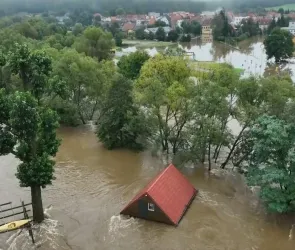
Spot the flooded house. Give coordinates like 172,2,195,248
120,164,198,226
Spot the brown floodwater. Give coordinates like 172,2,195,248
0,125,295,250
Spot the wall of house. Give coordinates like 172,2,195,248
121,195,174,225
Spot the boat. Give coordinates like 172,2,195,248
0,219,31,233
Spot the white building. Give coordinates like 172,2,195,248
148,12,161,18
144,27,171,34
231,16,249,26
282,22,295,35
201,11,215,18
156,16,170,26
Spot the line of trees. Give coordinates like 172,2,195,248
212,10,261,42
110,49,295,213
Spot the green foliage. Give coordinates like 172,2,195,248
212,10,234,41
167,30,179,42
97,74,148,150
155,27,166,42
117,51,150,80
0,44,62,222
181,21,201,36
246,115,295,213
180,34,191,42
267,18,277,34
239,18,260,37
135,28,145,40
154,20,167,27
264,28,294,63
136,54,195,155
115,33,123,47
72,23,84,36
51,49,115,124
74,26,114,61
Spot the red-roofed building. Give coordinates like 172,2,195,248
122,22,136,33
149,17,156,26
120,164,198,226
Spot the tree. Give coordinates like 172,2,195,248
180,34,191,42
115,8,125,16
246,115,295,213
181,21,191,34
52,49,115,124
147,31,155,40
278,8,285,15
136,54,195,155
212,10,233,41
154,20,167,27
155,27,166,41
74,26,114,61
191,21,201,36
97,74,148,150
220,75,295,169
264,28,294,63
267,18,277,34
0,44,61,223
93,15,101,26
167,30,179,42
135,28,146,40
115,34,123,47
72,23,84,36
277,14,289,27
117,51,150,79
240,18,260,37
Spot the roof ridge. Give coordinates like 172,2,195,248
147,164,173,192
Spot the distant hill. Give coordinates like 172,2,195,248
266,4,295,11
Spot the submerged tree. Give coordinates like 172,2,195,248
0,44,61,222
136,54,195,155
117,51,150,80
246,115,295,213
264,28,294,63
74,26,114,61
97,74,148,150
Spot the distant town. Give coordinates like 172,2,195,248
85,9,295,42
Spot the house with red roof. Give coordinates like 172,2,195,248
122,22,136,34
120,164,198,226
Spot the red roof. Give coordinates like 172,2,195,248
122,22,136,32
121,164,197,225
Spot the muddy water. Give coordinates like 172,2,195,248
0,125,295,250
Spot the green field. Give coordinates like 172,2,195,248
266,4,295,11
122,39,175,48
191,61,244,75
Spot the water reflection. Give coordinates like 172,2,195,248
115,37,295,82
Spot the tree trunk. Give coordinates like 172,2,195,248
78,110,86,124
220,125,247,169
31,185,44,223
89,99,99,121
214,144,223,163
208,141,212,172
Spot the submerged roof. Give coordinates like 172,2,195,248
121,164,197,225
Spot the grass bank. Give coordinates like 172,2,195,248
122,39,175,48
266,4,295,11
191,61,244,75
